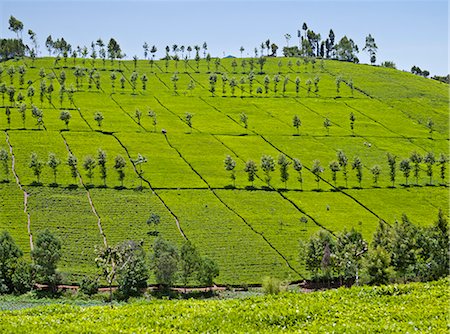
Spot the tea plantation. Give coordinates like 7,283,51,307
0,56,448,284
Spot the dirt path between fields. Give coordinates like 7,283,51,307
60,132,108,248
4,131,33,250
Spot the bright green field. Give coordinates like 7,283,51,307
0,279,447,333
0,56,448,284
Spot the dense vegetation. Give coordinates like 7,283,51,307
0,16,448,290
0,278,447,333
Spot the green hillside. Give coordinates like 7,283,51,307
0,56,448,284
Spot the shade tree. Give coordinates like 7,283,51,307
261,155,275,187
244,160,258,187
292,158,303,190
224,155,236,187
47,153,61,184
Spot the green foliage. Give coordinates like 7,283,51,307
150,237,178,289
260,155,275,187
31,229,62,293
29,152,44,183
79,276,98,296
262,276,286,294
196,256,219,286
0,231,23,293
179,240,200,287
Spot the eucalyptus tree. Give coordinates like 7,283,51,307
143,42,149,59
277,60,283,74
186,80,195,95
205,53,211,72
47,153,61,184
239,46,245,58
229,77,237,97
284,33,291,47
261,155,275,187
19,103,26,128
337,150,349,188
352,156,363,187
214,58,221,72
186,45,192,59
171,72,179,94
258,57,266,74
0,148,10,182
133,153,147,188
329,160,340,186
5,107,11,129
323,118,331,136
292,115,301,135
221,73,228,95
97,149,107,187
293,158,303,190
120,76,126,91
424,152,436,185
67,154,78,184
29,152,44,183
244,160,258,187
241,59,247,73
7,66,15,85
185,112,193,130
148,109,157,132
240,112,248,129
114,155,127,187
47,82,54,104
438,153,448,184
305,79,312,96
311,160,324,189
59,110,71,130
231,59,238,74
399,158,411,185
135,109,142,125
18,66,26,87
282,76,289,96
8,15,23,39
370,165,381,186
94,111,104,129
410,151,422,185
348,79,354,96
130,72,138,94
313,76,320,93
31,105,44,129
7,86,15,107
248,72,255,96
194,52,201,72
336,76,342,94
295,77,300,96
209,73,217,97
278,154,291,188
0,83,6,105
239,77,246,97
263,75,270,94
273,74,280,94
224,155,237,187
363,34,378,65
349,112,356,136
386,153,397,187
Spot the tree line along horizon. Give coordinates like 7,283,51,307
1,15,447,83
0,145,447,189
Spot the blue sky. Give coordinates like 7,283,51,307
1,0,448,75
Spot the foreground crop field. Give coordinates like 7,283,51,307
0,279,447,333
0,56,448,284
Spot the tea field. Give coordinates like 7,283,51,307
0,279,447,333
0,56,448,284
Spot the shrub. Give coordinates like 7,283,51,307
79,276,99,296
262,276,286,295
